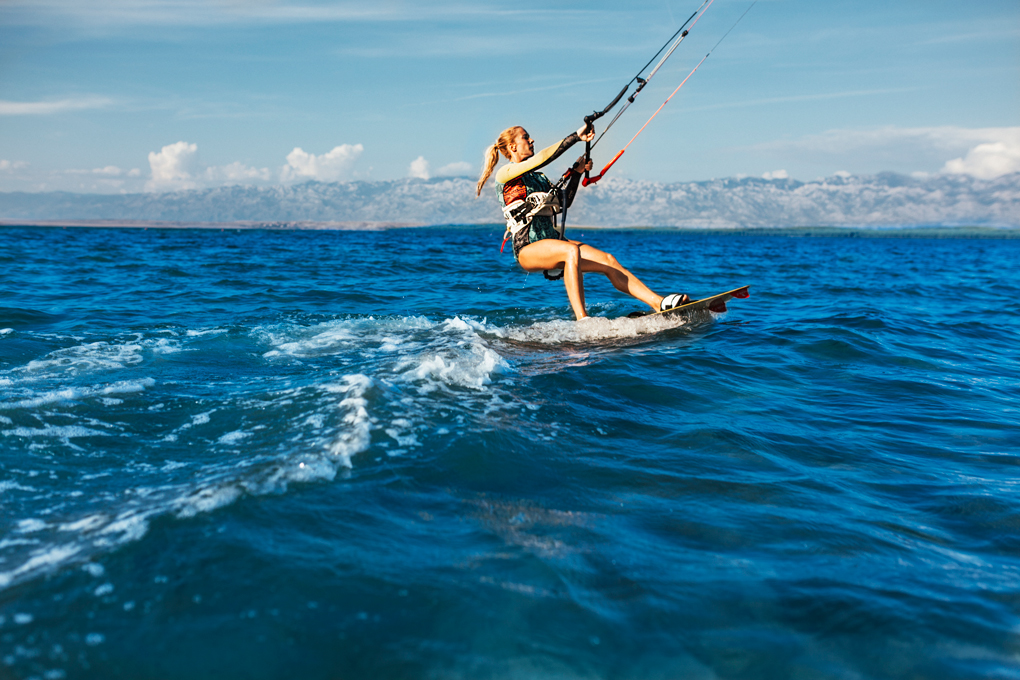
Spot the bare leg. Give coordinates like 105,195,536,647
518,238,680,320
517,239,588,319
577,271,586,312
573,241,665,310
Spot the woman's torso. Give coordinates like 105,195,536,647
497,171,560,256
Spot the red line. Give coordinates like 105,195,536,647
621,52,710,155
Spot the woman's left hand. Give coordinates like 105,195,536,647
572,155,593,175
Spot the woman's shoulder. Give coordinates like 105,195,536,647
497,169,548,189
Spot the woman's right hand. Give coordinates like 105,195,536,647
577,123,595,142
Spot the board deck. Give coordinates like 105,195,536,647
627,285,751,319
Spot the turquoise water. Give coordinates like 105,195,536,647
1,225,1018,679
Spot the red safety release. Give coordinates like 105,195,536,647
582,150,625,188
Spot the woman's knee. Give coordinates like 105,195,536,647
519,239,579,271
579,244,620,269
565,242,582,264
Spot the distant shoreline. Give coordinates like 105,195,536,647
2,219,1018,239
0,219,423,231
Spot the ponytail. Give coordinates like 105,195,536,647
475,126,522,197
476,144,500,197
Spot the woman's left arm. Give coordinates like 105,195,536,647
562,155,593,209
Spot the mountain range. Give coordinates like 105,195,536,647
1,172,1018,228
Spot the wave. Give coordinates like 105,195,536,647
0,313,515,592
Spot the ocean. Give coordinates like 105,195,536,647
1,225,1018,679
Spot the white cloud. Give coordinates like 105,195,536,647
0,96,113,115
942,131,1020,179
761,169,788,180
127,168,142,177
0,160,29,172
435,161,472,177
408,157,473,180
408,156,430,180
145,142,270,191
67,165,124,176
205,161,271,182
281,144,363,182
746,126,1020,179
147,141,199,190
751,126,1014,156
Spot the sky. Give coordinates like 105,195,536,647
0,0,1018,194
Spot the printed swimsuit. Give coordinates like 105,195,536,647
498,170,561,260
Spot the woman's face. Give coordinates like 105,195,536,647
509,128,534,162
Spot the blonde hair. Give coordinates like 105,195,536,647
476,126,522,197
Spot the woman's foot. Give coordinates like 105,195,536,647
659,293,690,311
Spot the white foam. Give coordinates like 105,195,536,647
385,418,420,448
259,316,436,359
0,545,81,588
0,538,39,549
103,379,155,394
0,481,35,493
96,513,149,543
387,317,509,394
262,323,355,358
0,315,512,593
22,340,144,374
16,519,48,533
81,563,105,577
217,430,250,445
3,388,80,409
325,374,373,469
59,515,106,532
174,485,242,518
2,425,107,439
0,328,12,335
15,335,180,378
1,378,155,410
150,338,182,354
496,313,695,345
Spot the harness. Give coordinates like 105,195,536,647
499,186,565,253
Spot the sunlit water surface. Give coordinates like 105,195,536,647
1,226,1018,679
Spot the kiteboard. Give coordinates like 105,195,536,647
626,285,751,319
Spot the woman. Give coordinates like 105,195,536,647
476,124,689,321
